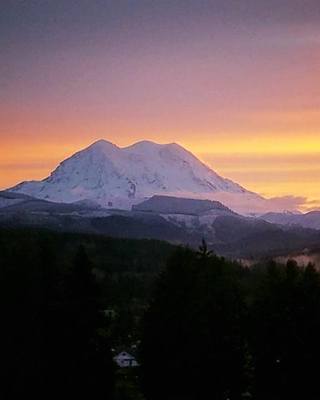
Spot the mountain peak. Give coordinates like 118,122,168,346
9,138,258,211
128,139,159,147
87,139,119,151
87,139,187,154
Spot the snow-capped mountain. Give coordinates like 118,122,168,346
10,139,265,212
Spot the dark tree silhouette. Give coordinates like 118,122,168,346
0,239,115,399
140,247,247,400
57,245,115,398
197,238,213,258
249,260,320,400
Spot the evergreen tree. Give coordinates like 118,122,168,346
249,260,320,400
197,238,213,258
0,240,115,399
140,247,247,400
56,245,115,398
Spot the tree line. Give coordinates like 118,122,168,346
141,243,320,400
0,240,114,399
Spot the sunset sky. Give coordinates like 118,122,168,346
1,0,319,211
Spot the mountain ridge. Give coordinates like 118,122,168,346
10,139,262,212
1,190,319,259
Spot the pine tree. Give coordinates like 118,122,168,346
140,247,247,400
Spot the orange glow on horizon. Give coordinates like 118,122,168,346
1,132,320,211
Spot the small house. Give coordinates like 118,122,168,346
113,351,139,368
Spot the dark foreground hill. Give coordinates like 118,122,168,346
0,227,176,312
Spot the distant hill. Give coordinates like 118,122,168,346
261,211,320,230
132,195,236,216
211,215,320,258
1,192,319,259
0,190,101,213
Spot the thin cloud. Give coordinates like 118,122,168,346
266,196,307,211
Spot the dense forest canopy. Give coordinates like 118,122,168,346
1,227,320,399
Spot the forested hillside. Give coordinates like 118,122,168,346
1,228,320,399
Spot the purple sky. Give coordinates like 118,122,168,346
1,0,320,209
